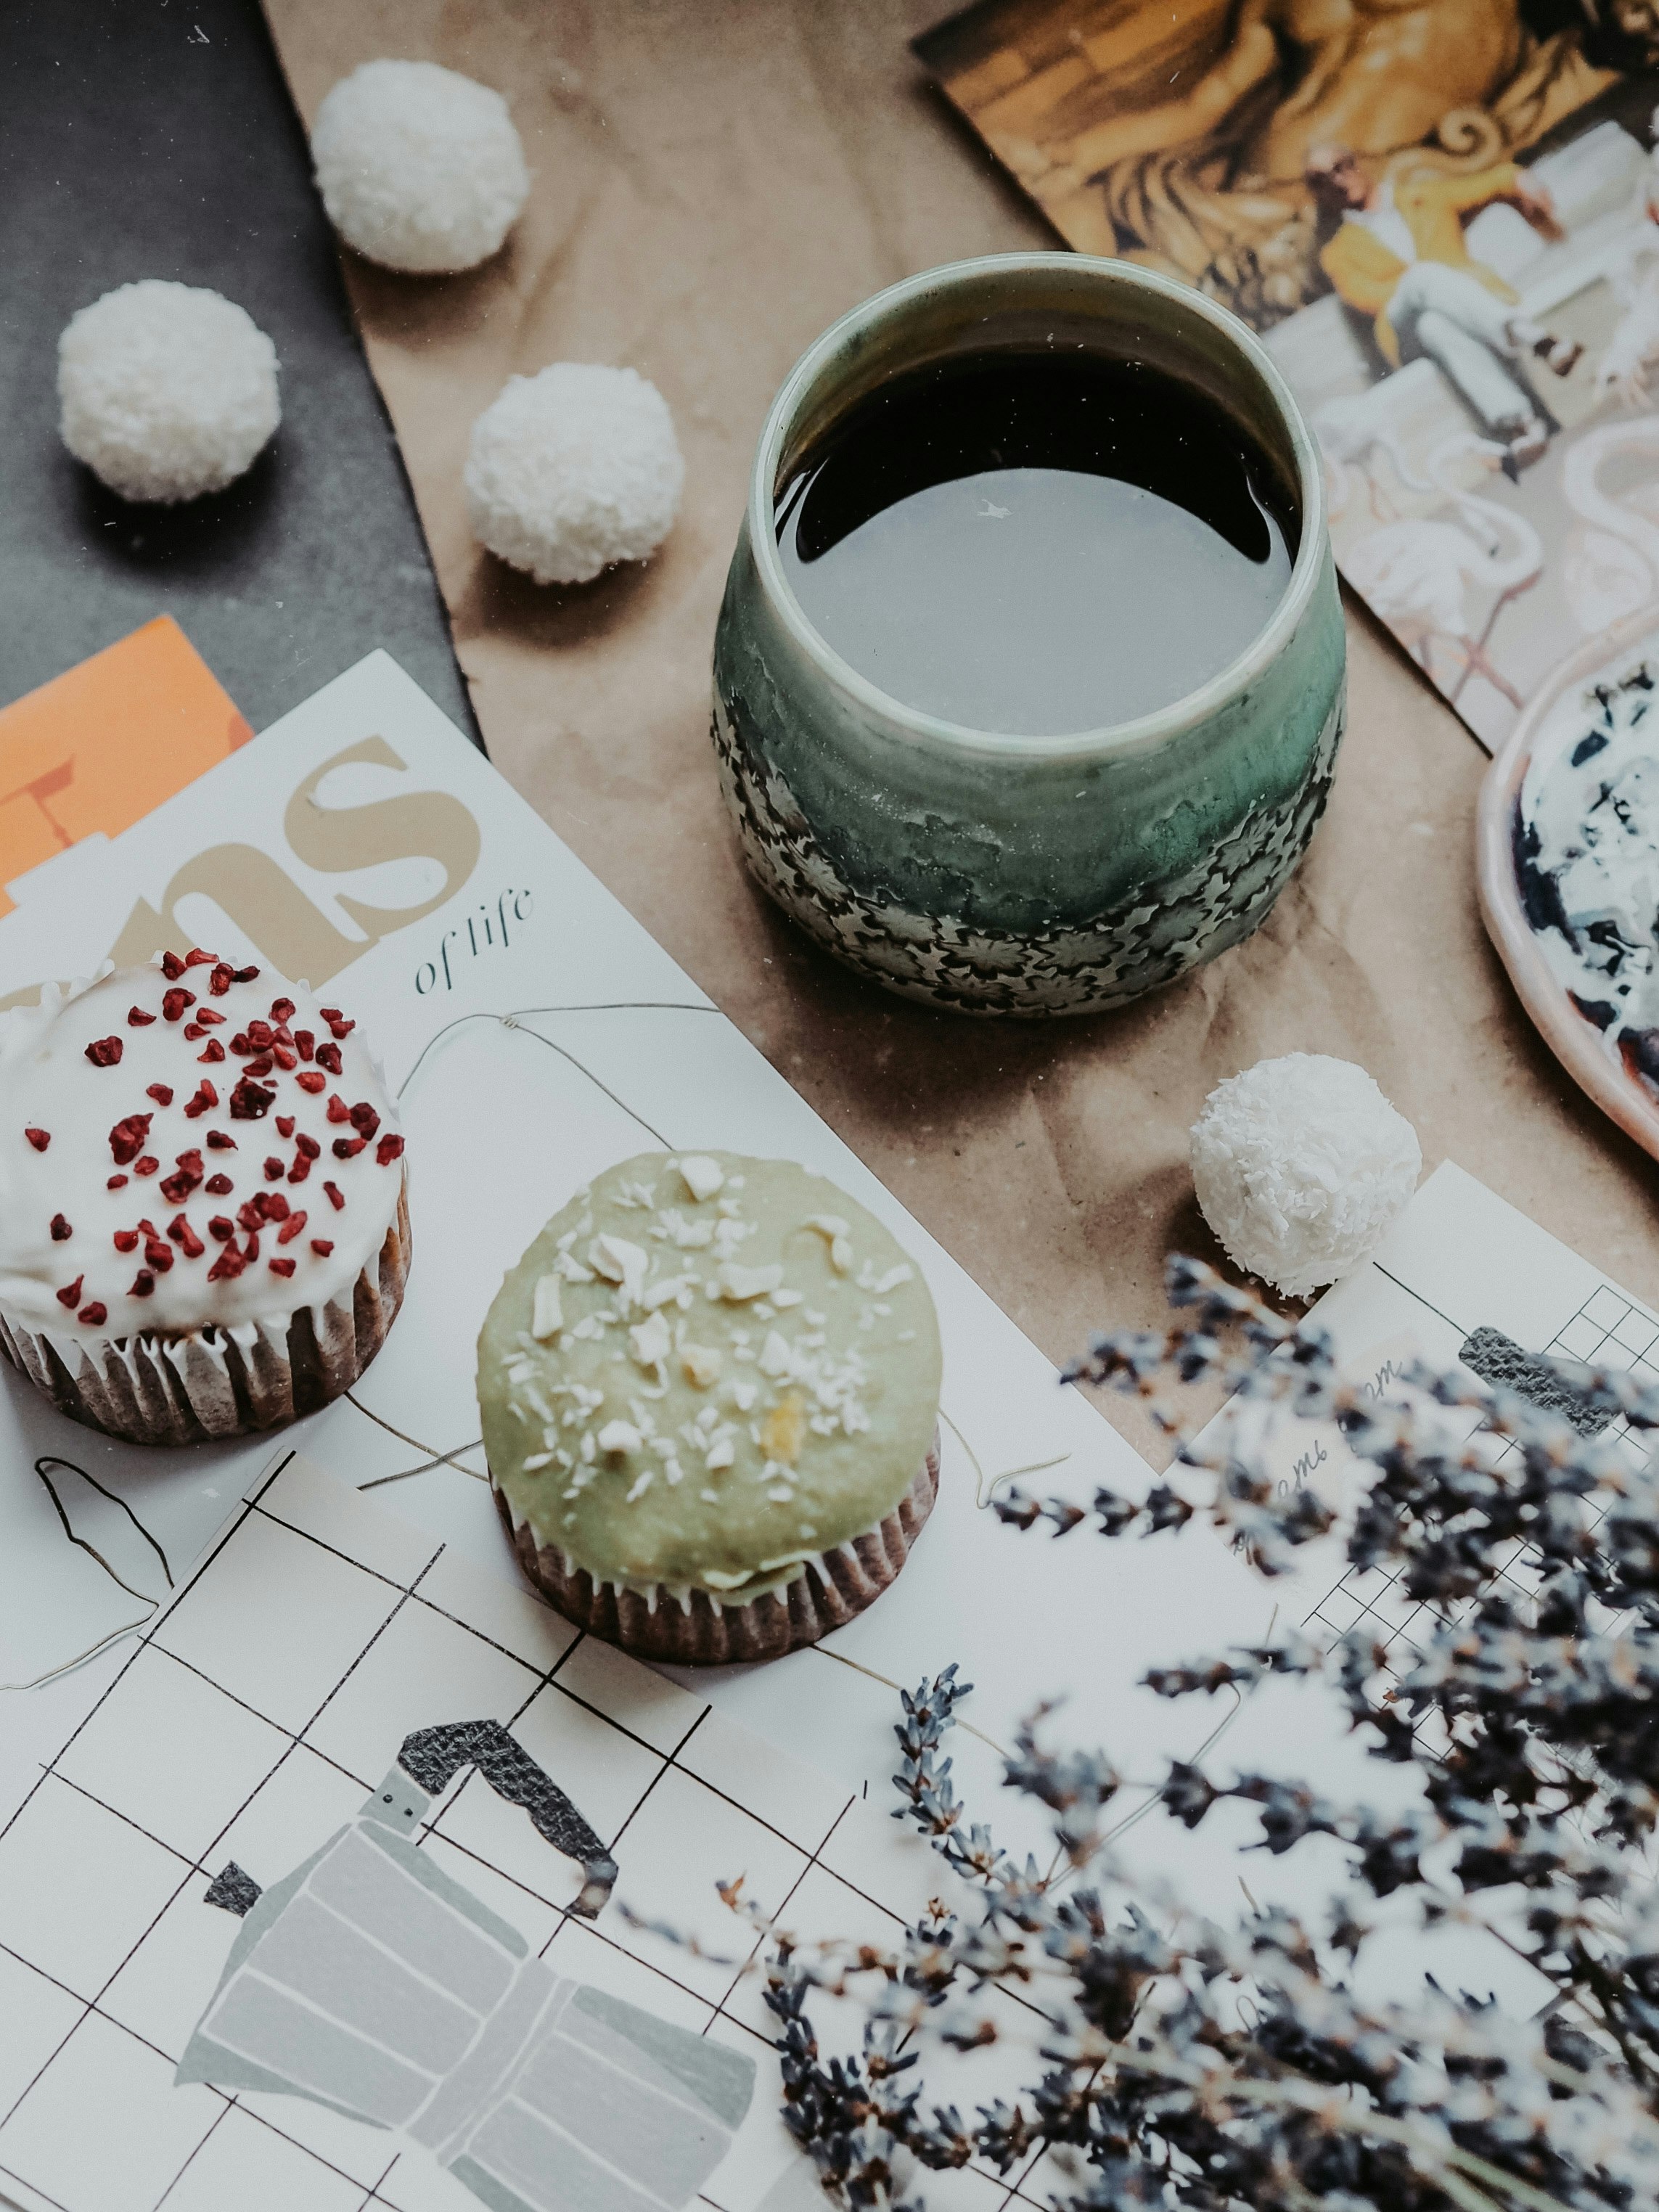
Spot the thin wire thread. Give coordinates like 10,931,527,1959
808,1642,1012,1759
343,1391,488,1486
0,1607,157,1695
938,1408,1071,1510
394,1002,714,1107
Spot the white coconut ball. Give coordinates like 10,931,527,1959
57,281,280,504
464,363,684,585
311,59,529,274
1189,1053,1421,1298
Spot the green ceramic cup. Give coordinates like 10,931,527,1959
711,253,1346,1017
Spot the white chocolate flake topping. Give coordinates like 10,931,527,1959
716,1260,783,1301
804,1214,854,1273
589,1234,647,1303
675,1154,725,1202
530,1275,564,1340
628,1309,671,1371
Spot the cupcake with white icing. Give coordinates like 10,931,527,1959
0,951,410,1444
477,1151,941,1663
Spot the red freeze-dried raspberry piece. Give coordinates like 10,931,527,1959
323,1180,345,1211
129,1269,156,1296
234,964,259,983
161,988,194,1023
183,1024,204,1041
237,1200,263,1233
160,1171,194,1204
277,1210,307,1244
287,1156,311,1184
244,1055,274,1078
316,1042,343,1076
263,1157,283,1181
206,1245,245,1281
269,1255,296,1277
349,1102,380,1138
78,1302,107,1327
109,1113,152,1166
332,1135,367,1160
229,1033,251,1056
205,1129,235,1149
134,1155,159,1176
205,1173,233,1195
128,1007,155,1027
182,1082,218,1119
258,1190,290,1221
147,1084,173,1107
246,1020,273,1048
199,1040,226,1063
55,1277,83,1308
160,951,186,980
293,1132,321,1159
50,1213,71,1241
144,1238,173,1273
194,1007,224,1027
310,1239,334,1257
209,964,235,996
270,998,296,1022
272,1046,297,1070
242,1232,261,1261
228,1078,274,1121
208,1216,234,1242
376,1133,406,1167
169,1215,205,1258
107,1174,128,1191
319,1008,355,1037
135,1218,158,1239
24,1128,49,1152
294,1070,326,1095
113,1229,139,1253
295,1030,315,1061
275,1115,295,1139
326,1095,350,1123
184,948,216,968
85,1036,123,1067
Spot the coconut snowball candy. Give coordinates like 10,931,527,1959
311,58,529,274
1189,1052,1421,1299
464,363,685,586
57,282,280,504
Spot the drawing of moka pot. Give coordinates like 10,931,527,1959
178,1721,756,2212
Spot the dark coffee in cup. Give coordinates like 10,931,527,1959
774,348,1298,738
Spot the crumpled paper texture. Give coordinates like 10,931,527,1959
261,0,1659,1464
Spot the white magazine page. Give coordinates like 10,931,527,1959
0,652,1303,1867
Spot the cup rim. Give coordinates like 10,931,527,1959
748,250,1328,763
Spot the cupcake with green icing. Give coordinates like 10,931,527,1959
477,1151,941,1662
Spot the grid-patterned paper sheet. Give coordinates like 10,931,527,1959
0,1454,1060,2212
1244,1160,1659,1671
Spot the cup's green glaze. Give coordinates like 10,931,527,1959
712,253,1346,1017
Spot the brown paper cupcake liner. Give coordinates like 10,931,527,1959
493,1433,940,1664
0,1181,411,1448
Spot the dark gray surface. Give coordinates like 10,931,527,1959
0,0,479,742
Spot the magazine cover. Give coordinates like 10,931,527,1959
916,1,1659,751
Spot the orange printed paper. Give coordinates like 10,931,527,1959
0,617,250,917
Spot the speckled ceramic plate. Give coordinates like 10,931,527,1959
1477,600,1659,1163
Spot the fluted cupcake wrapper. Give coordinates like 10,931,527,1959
0,1180,411,1447
493,1435,940,1665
